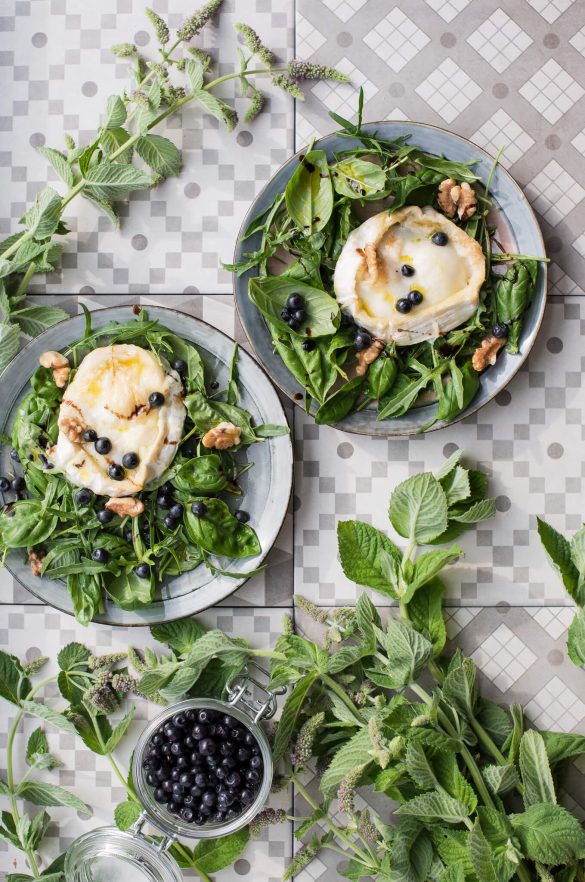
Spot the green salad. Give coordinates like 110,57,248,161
0,311,288,625
231,97,545,428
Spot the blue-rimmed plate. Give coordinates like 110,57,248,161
233,121,547,436
0,305,293,626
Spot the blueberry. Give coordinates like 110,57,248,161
11,476,25,493
83,428,98,442
92,548,108,563
135,563,150,579
198,710,216,723
164,724,180,741
222,755,237,769
288,317,301,331
280,307,291,321
408,290,423,305
396,298,412,314
154,787,166,803
231,727,246,742
122,452,140,469
250,755,263,770
432,231,448,246
292,308,305,324
302,339,315,352
202,791,216,807
186,710,196,723
95,437,112,455
401,264,415,277
246,769,261,785
195,773,208,788
176,756,189,770
162,780,173,793
10,449,20,463
354,330,371,352
0,477,10,492
164,515,178,530
219,741,234,757
226,807,240,821
173,713,187,728
157,494,172,509
170,742,185,757
191,501,206,517
161,482,174,495
199,739,216,756
172,359,187,374
213,810,226,822
286,293,304,310
98,509,114,524
192,724,209,741
75,488,93,506
190,785,203,798
181,440,195,458
240,789,253,805
167,801,181,815
149,391,165,408
225,771,242,789
237,747,251,763
172,782,185,796
124,528,133,543
108,463,125,481
169,502,184,519
492,322,508,339
234,509,249,523
182,794,196,807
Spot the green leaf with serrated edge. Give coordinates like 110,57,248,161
100,126,132,162
27,809,50,850
320,727,371,795
449,498,496,523
511,803,585,864
10,305,69,337
440,865,465,882
137,662,179,695
406,578,446,654
389,472,448,543
570,525,585,574
389,818,431,882
185,59,204,92
469,820,498,882
0,324,21,370
441,466,471,507
407,546,462,597
37,147,74,187
337,520,401,597
405,741,439,791
104,705,136,753
26,728,49,764
102,94,127,130
375,620,433,688
434,450,463,481
135,133,182,176
397,791,471,825
285,149,333,235
434,752,477,814
194,89,237,130
0,651,23,704
442,657,477,717
355,592,382,644
567,608,585,666
16,781,90,814
84,194,120,229
536,517,580,601
519,730,556,807
272,672,317,763
21,187,62,239
483,763,520,796
57,642,90,672
21,701,77,734
432,829,474,877
541,730,585,763
190,828,250,873
151,618,207,654
83,162,152,200
503,703,523,765
114,799,142,831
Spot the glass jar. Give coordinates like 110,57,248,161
65,667,284,882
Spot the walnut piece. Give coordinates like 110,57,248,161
356,339,385,376
105,496,145,518
471,335,506,372
202,421,242,450
364,244,379,281
39,350,70,388
59,416,87,444
29,549,45,577
438,179,477,221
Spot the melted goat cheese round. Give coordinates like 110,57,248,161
51,344,186,497
333,205,485,346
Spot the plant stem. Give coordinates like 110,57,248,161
171,841,213,882
321,673,364,723
204,67,286,91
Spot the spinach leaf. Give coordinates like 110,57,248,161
172,455,229,495
332,158,386,199
107,569,154,610
365,353,398,400
285,149,333,235
185,498,261,558
495,261,537,353
314,375,365,425
184,392,257,445
68,573,101,627
0,501,58,548
249,276,340,338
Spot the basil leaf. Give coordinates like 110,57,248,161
249,276,340,338
0,501,58,548
107,569,154,610
185,498,261,558
68,573,101,627
495,261,537,354
365,353,398,400
172,455,229,495
377,372,432,420
332,158,386,199
315,375,365,425
285,149,333,234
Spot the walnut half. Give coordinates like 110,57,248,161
438,179,477,221
39,350,70,388
59,416,87,444
471,335,506,372
29,549,45,577
356,339,385,376
202,421,242,450
105,497,145,518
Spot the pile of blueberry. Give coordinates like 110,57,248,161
280,293,306,331
0,449,29,508
142,708,264,826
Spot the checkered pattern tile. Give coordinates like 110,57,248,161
415,59,482,124
467,9,532,73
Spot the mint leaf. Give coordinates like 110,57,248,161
57,642,91,672
272,672,317,763
375,619,433,688
537,517,580,602
406,579,446,654
21,701,77,734
519,730,556,807
21,187,62,239
191,828,250,873
83,162,152,200
397,791,471,825
434,450,463,480
320,727,371,795
440,466,470,507
150,618,207,654
511,803,585,864
449,498,496,523
0,651,24,705
105,706,136,753
541,730,585,764
114,799,142,831
389,472,448,544
441,657,477,717
37,147,74,187
16,781,90,814
0,324,21,370
483,764,520,796
135,134,182,176
567,609,585,666
10,305,69,337
102,95,127,130
408,546,462,596
337,520,401,598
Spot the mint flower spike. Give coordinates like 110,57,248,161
249,807,287,839
234,22,274,67
283,838,320,881
187,46,213,70
245,87,265,123
292,712,324,768
177,0,223,42
111,42,137,58
294,594,328,624
287,59,349,82
145,8,169,45
338,765,362,815
271,73,305,101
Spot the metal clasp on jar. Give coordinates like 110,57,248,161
225,661,286,723
132,810,177,853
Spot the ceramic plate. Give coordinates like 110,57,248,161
233,121,547,436
0,306,293,626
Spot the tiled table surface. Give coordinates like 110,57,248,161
1,0,585,879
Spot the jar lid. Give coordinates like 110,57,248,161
64,826,182,882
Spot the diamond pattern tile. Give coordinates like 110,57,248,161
526,676,585,730
519,59,585,125
525,159,585,227
363,8,430,73
320,0,368,23
569,25,585,55
415,58,482,123
471,624,537,691
467,9,532,73
527,0,574,23
471,108,535,168
423,0,471,23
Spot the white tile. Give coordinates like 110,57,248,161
526,677,585,730
363,7,430,72
471,108,535,168
525,160,585,227
527,0,574,23
519,59,585,124
320,0,369,23
422,0,471,23
467,9,532,73
415,58,482,123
